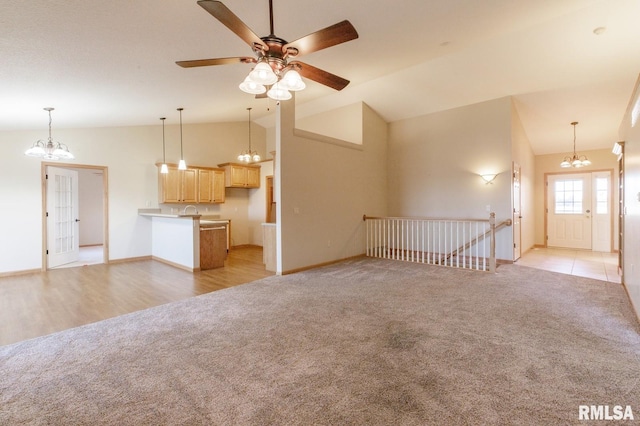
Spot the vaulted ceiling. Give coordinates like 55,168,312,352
2,0,640,155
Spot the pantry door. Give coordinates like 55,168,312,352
547,173,592,250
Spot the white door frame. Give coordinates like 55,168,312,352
41,162,109,271
544,169,613,252
513,162,522,261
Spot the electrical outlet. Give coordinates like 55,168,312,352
327,240,331,247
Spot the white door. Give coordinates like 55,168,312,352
547,173,592,249
513,162,522,260
47,167,80,268
591,171,612,252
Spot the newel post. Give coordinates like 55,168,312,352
489,212,496,273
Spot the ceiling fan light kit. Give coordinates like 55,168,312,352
560,121,591,168
177,0,358,101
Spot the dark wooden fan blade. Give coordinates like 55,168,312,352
176,57,256,68
197,0,268,51
283,20,358,57
289,61,350,91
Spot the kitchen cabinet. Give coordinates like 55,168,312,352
157,164,225,204
218,163,260,188
199,225,227,269
198,169,225,204
159,166,198,203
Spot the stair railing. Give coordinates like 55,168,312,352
363,213,511,272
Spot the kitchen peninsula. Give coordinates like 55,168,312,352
139,209,229,271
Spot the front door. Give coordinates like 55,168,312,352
547,173,592,250
46,166,80,268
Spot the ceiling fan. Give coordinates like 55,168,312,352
176,0,359,100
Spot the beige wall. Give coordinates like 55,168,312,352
295,103,363,145
533,149,619,249
276,99,388,273
0,121,266,274
511,100,536,254
619,77,640,320
387,97,515,260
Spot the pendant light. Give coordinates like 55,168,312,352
237,107,261,163
159,117,168,174
560,121,591,168
24,107,74,160
177,107,186,170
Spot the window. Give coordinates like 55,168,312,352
595,177,608,214
554,179,582,214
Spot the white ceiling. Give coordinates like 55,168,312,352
2,0,640,155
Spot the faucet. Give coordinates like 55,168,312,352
182,205,199,215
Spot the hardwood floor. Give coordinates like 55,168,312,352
0,246,273,347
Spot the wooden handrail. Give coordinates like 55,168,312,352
443,217,512,264
363,214,491,223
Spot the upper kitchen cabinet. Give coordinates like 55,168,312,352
159,166,198,204
157,164,225,204
218,163,260,188
198,168,225,204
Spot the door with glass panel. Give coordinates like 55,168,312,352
546,172,611,251
46,166,80,268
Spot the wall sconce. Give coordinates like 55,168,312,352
481,174,497,185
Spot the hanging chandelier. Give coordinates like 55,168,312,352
237,107,261,163
24,108,74,160
560,121,591,168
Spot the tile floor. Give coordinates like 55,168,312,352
515,247,620,283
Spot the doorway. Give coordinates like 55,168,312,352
545,170,612,252
42,163,109,270
513,162,522,261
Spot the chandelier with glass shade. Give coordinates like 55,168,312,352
24,108,75,160
238,107,261,163
560,121,591,168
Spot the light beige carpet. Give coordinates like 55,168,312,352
1,258,639,425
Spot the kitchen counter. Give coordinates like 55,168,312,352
138,208,201,219
139,209,230,270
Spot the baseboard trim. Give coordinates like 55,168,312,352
620,281,640,327
0,268,43,278
151,256,199,272
109,255,152,264
281,254,366,275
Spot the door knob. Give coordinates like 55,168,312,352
586,210,591,213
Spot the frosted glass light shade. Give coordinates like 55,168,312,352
249,62,277,85
25,142,46,157
239,75,266,94
178,159,187,170
281,70,306,91
160,163,169,174
267,82,292,101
